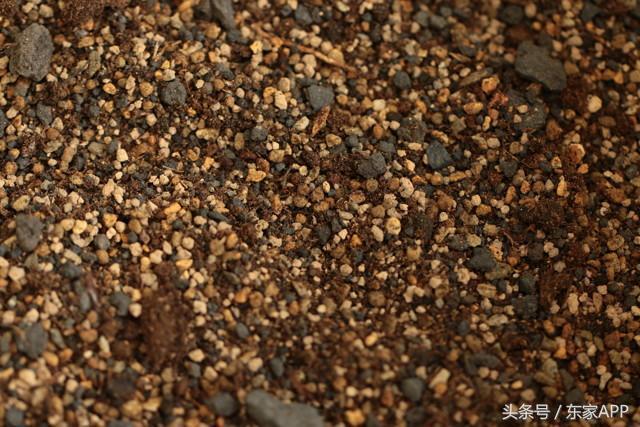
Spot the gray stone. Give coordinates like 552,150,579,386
197,0,236,30
468,247,497,272
269,357,285,377
110,292,131,317
15,214,44,252
160,80,187,106
356,153,387,178
94,234,111,250
0,109,9,137
209,392,238,417
305,85,334,111
516,99,547,131
294,4,313,26
315,224,332,245
392,71,412,90
401,377,425,402
397,118,427,142
519,271,537,295
581,2,601,22
22,322,48,359
251,126,268,142
107,421,132,427
515,41,567,91
426,142,452,170
499,5,523,25
60,262,83,279
10,23,54,81
513,295,538,319
246,390,324,427
235,322,250,339
36,103,53,126
5,407,24,427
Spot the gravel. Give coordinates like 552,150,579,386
160,80,187,106
467,247,497,272
9,23,54,81
197,0,236,30
305,84,334,111
426,142,453,170
392,70,412,90
35,103,53,126
515,41,567,91
208,392,238,417
1,2,638,426
401,377,425,402
356,153,387,178
246,390,324,427
21,322,48,359
5,407,24,427
250,126,268,142
109,291,132,316
0,109,9,137
15,214,44,252
513,295,539,319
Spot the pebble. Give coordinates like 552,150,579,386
36,103,53,126
306,85,335,111
22,322,48,359
587,95,602,113
269,357,285,377
15,214,44,252
426,142,453,170
250,126,268,142
519,272,537,294
10,23,54,81
467,247,497,272
513,295,538,319
392,71,412,90
208,392,238,417
401,377,425,402
110,292,131,316
294,4,313,26
515,41,567,91
357,153,387,178
197,0,236,30
246,390,324,427
160,80,187,106
235,322,250,339
5,407,24,427
0,109,8,137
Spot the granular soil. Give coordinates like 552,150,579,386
0,0,640,426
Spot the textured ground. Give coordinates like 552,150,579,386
0,0,640,426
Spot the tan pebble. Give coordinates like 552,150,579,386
248,357,263,372
568,143,586,163
587,95,602,113
189,349,205,363
385,217,402,236
12,195,30,211
164,202,181,216
8,266,25,282
345,409,366,426
247,168,267,182
429,368,451,389
365,332,378,346
129,303,142,318
103,82,117,95
139,81,154,97
481,76,499,93
463,102,483,115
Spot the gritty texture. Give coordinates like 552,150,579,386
0,1,640,427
